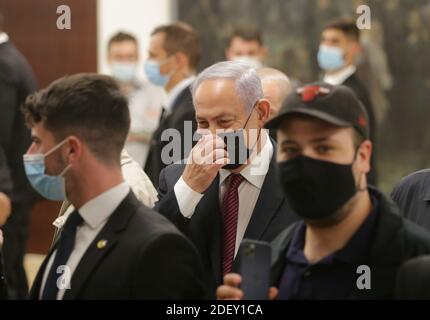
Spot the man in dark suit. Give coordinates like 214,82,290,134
22,74,204,300
0,146,12,300
391,169,430,231
155,61,299,298
144,22,201,188
318,18,377,185
0,12,37,299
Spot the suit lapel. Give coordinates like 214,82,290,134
29,239,61,299
243,146,285,240
195,175,222,284
63,192,139,300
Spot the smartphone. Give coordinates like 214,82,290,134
234,239,272,300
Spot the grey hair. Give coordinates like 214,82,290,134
191,61,264,112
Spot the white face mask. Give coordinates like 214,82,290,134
23,139,71,201
231,55,263,69
111,62,137,83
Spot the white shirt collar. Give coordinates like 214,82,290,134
164,75,195,113
55,182,130,230
323,65,356,85
219,130,273,189
0,33,9,45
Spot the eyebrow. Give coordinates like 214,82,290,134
31,135,41,142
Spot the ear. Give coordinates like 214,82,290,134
65,136,83,165
356,139,372,175
255,99,271,124
174,51,188,69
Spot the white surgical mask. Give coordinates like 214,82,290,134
23,139,71,201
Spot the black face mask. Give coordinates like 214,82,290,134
218,103,259,170
278,156,358,220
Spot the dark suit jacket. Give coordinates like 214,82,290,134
343,73,378,185
0,40,37,204
0,147,11,300
270,187,430,299
29,192,205,300
0,251,7,300
391,169,430,231
0,146,12,196
155,140,299,297
396,255,430,299
144,85,197,188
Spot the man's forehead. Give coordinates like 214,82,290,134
195,79,237,97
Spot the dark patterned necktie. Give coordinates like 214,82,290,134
221,173,245,275
41,210,83,300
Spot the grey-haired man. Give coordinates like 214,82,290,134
154,61,298,297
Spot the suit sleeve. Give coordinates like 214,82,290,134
0,147,12,196
131,233,206,299
0,250,8,300
154,167,190,233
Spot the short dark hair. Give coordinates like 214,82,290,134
22,74,130,165
151,22,201,70
324,18,360,42
228,25,264,47
107,31,137,51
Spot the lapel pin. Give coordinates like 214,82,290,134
97,239,108,249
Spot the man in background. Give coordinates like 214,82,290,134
0,10,37,299
317,18,377,185
391,169,430,231
225,25,267,69
257,67,292,121
144,22,201,188
107,31,164,167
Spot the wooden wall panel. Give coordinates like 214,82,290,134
0,0,97,253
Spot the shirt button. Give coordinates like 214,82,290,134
304,271,311,277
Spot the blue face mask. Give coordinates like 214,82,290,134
111,62,137,83
317,45,345,71
23,139,71,201
144,59,171,87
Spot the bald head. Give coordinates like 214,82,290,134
257,68,292,121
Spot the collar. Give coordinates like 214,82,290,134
323,65,356,85
164,75,195,113
219,130,273,189
55,182,130,230
0,33,9,45
286,193,379,266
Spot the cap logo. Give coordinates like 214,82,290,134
358,114,367,127
297,86,330,102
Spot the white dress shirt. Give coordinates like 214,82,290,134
174,131,273,256
0,33,9,45
41,182,130,300
323,65,356,85
164,76,196,114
